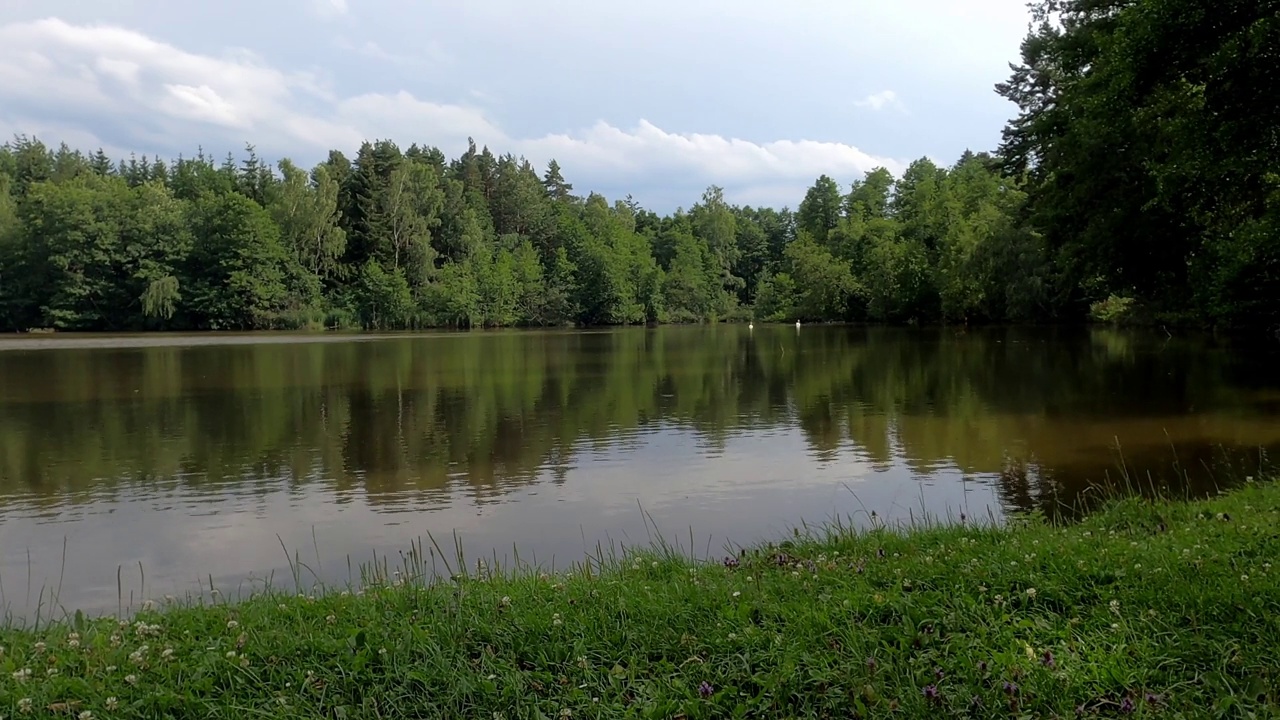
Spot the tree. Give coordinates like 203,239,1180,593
784,232,858,321
0,174,23,327
119,182,192,329
15,177,127,329
845,167,894,222
184,193,295,329
269,159,347,282
543,160,574,202
996,0,1280,325
351,260,415,329
690,185,742,315
796,175,841,243
661,229,715,321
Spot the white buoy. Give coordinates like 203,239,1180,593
748,322,754,330
795,319,801,328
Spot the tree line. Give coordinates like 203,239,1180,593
0,0,1273,332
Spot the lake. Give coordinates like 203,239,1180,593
1,325,1277,617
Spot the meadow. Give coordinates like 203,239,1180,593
2,479,1278,718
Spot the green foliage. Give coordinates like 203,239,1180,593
350,260,416,330
0,174,25,328
796,174,841,243
0,137,1056,331
140,275,180,321
270,159,346,281
16,178,130,330
1089,295,1139,325
752,270,797,321
2,480,1277,717
184,193,295,330
998,0,1280,327
785,233,858,321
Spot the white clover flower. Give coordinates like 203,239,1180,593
500,596,512,607
125,673,139,685
19,697,33,713
79,710,94,720
226,651,238,659
1110,599,1121,615
226,620,239,630
106,697,119,711
1026,588,1037,599
732,591,741,598
552,613,563,626
13,667,32,682
33,642,46,653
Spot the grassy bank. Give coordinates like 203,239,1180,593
3,483,1279,718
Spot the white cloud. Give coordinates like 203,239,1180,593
855,90,905,112
519,119,902,185
332,36,448,68
0,17,903,208
314,0,347,17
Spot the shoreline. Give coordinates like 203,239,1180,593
2,481,1277,717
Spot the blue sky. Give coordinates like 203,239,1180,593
0,0,1032,211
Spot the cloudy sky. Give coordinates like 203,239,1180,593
0,0,1031,210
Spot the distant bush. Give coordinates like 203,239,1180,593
1089,294,1137,324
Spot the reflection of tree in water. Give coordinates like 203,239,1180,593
0,326,1278,515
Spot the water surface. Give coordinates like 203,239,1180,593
1,326,1277,616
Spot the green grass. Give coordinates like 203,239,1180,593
3,482,1280,719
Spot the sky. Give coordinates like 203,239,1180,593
0,0,1032,211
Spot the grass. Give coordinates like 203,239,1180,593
2,481,1279,719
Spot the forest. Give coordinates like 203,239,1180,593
0,0,1275,332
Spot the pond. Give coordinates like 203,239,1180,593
1,325,1277,616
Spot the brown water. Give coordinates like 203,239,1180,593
0,325,1277,617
